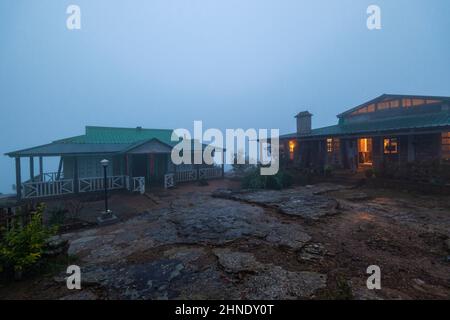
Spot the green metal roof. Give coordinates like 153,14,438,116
281,111,450,139
5,126,219,157
56,126,175,145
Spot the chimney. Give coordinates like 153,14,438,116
295,111,312,135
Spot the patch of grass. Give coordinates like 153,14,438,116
317,275,354,300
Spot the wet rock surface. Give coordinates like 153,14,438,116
3,181,450,300
55,191,318,299
214,185,345,220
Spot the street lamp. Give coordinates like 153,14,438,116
97,159,117,225
100,159,110,214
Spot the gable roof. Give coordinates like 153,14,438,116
56,126,175,145
280,111,450,140
6,126,178,157
5,126,222,157
337,94,450,118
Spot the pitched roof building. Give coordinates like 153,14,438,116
279,94,450,172
6,126,224,201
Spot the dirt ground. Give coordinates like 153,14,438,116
0,179,449,300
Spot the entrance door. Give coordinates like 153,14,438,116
131,154,148,178
358,138,373,166
148,154,169,185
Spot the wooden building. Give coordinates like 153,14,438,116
6,126,224,201
279,94,450,173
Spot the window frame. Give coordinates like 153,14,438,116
383,138,399,155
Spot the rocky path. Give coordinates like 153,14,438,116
1,182,449,299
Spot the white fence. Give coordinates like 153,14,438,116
198,167,223,180
79,176,126,193
128,177,145,194
22,179,74,199
175,170,197,183
21,175,145,199
164,173,175,189
165,167,223,189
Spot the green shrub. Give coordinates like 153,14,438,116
324,165,333,177
241,167,293,190
0,205,56,277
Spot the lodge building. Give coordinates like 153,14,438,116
279,94,450,172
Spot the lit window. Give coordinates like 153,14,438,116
289,140,296,160
377,101,390,110
426,99,441,104
412,99,425,106
389,100,400,108
327,138,333,153
442,132,450,160
384,138,398,154
402,99,412,107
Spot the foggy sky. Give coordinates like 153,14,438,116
1,0,450,193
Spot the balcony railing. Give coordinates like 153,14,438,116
21,174,145,199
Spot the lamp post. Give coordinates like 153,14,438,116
100,159,109,214
97,159,117,225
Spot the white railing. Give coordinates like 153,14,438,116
79,176,126,193
20,174,146,199
39,172,64,182
128,176,145,194
175,170,197,183
22,179,74,199
198,167,222,180
164,173,175,189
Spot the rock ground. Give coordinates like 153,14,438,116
0,180,449,300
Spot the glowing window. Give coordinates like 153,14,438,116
367,104,376,112
289,140,296,160
327,138,333,153
412,99,425,106
426,99,441,104
377,101,390,110
442,132,450,160
384,138,398,154
389,100,400,108
403,99,412,107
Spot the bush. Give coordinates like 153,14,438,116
324,165,333,177
0,205,57,278
241,167,293,190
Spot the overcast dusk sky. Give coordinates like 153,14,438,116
1,0,449,193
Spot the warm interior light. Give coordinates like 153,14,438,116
289,140,296,153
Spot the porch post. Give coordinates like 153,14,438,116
73,157,79,194
221,150,225,178
127,154,133,178
15,157,22,201
56,157,63,180
29,157,34,182
39,156,44,181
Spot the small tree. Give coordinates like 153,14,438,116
0,204,56,279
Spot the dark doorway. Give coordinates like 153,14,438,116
131,154,148,180
148,154,168,185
